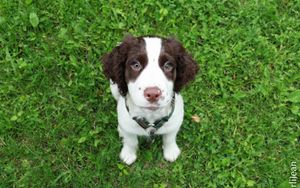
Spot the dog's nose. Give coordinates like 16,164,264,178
144,87,162,103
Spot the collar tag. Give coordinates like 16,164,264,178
146,127,157,142
146,126,156,135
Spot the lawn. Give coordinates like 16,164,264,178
0,0,299,187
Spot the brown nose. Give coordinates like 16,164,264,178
144,87,162,103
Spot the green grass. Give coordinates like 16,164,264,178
0,0,299,187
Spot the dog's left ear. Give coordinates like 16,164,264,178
164,38,199,92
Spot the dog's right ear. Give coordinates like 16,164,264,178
101,36,136,96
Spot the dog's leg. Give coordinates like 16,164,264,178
118,127,138,165
110,80,120,101
163,131,181,162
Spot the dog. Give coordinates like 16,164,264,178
102,35,198,165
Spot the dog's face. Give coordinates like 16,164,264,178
125,38,176,110
102,36,198,109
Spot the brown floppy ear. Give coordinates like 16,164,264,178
175,49,199,92
164,38,199,92
101,36,136,96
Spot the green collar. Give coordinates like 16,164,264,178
126,94,176,140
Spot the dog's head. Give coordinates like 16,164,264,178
102,36,199,110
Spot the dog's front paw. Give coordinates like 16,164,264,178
120,147,137,165
163,144,181,162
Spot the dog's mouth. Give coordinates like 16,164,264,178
141,102,160,111
142,96,174,111
133,95,173,111
143,100,171,111
145,106,159,111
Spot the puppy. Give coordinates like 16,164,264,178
102,36,198,165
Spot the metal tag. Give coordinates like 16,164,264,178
146,127,156,143
146,126,156,136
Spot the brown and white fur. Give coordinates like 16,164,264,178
102,36,198,165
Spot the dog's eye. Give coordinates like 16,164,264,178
129,60,142,71
163,61,174,72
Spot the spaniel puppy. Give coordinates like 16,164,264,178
102,36,198,165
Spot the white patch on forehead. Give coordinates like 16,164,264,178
143,37,162,64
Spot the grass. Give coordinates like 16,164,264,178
0,0,299,187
